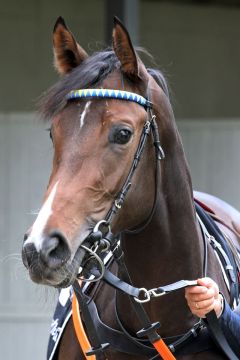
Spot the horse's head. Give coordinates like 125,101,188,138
22,17,171,287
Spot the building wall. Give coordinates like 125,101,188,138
0,113,54,359
141,1,240,119
178,119,240,209
0,0,104,112
1,0,240,119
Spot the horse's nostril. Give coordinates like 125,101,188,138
40,231,70,269
22,242,37,269
43,236,59,257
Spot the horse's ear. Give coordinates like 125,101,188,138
112,17,145,81
53,17,88,75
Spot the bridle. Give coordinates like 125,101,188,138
67,87,165,259
66,89,165,239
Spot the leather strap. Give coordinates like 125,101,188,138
88,298,156,357
103,268,139,297
115,299,214,357
105,116,153,225
74,292,216,358
195,202,239,305
73,281,108,360
107,246,177,360
72,293,96,360
156,280,198,294
206,311,239,360
103,268,197,299
152,339,176,360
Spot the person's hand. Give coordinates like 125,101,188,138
185,277,223,318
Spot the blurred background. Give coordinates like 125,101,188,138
1,0,240,359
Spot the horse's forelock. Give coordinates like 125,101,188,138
39,50,119,119
39,48,169,120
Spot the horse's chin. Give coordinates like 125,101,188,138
28,245,87,288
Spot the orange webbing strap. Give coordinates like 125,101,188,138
72,292,97,360
152,338,176,360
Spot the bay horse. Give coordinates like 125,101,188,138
22,16,240,359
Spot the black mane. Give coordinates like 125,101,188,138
40,49,169,119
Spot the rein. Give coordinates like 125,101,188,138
67,88,238,360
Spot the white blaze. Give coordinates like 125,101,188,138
25,182,58,251
80,101,91,128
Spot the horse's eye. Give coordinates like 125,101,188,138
112,129,132,145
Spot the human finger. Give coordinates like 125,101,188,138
197,278,219,298
185,285,207,296
185,287,215,302
187,299,215,318
190,297,215,311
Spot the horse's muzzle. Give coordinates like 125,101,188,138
22,231,72,285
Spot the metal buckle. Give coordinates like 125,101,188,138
144,120,151,133
134,287,167,303
148,288,166,298
145,100,153,109
115,199,122,209
93,220,110,234
134,288,150,303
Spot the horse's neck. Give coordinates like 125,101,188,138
118,154,203,336
122,192,203,287
123,140,203,277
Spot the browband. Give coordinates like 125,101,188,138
66,88,152,110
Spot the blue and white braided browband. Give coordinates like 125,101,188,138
66,89,152,109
